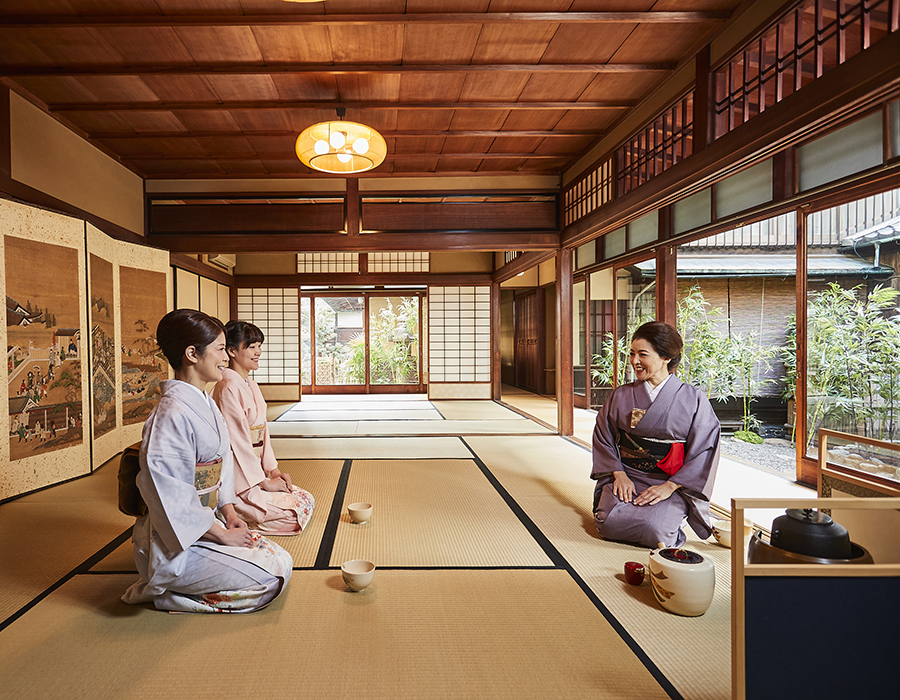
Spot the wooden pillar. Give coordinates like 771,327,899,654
491,281,502,401
345,177,359,236
694,45,712,153
556,249,574,436
0,86,11,181
656,207,677,326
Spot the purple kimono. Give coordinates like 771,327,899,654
591,375,720,548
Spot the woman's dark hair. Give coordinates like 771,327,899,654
632,322,682,373
224,320,265,351
156,309,226,371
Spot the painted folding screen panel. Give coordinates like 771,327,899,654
119,266,168,426
89,253,116,440
0,199,90,499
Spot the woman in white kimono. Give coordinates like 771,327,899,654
212,321,314,535
592,322,720,549
121,309,293,613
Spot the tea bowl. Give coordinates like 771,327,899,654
341,560,375,592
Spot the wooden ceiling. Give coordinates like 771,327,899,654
0,1,742,180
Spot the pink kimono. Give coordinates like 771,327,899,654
213,368,314,535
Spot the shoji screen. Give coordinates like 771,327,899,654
427,286,491,399
235,288,300,385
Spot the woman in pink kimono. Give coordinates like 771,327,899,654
592,322,720,549
213,321,314,535
121,310,293,613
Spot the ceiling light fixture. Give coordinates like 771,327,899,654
295,109,387,174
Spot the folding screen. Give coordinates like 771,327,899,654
0,201,172,501
1,200,89,499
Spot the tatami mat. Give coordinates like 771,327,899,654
466,435,733,700
262,459,343,566
330,460,553,568
430,399,527,420
269,419,553,437
277,409,444,421
271,436,472,459
0,462,133,620
90,460,344,572
0,570,670,700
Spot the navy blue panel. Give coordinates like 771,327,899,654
744,576,897,699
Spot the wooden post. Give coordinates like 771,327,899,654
491,281,501,401
656,207,677,326
557,249,574,436
345,177,359,236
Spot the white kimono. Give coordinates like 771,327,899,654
121,380,293,613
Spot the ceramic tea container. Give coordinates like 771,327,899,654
648,546,715,617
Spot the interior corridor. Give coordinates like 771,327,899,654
2,395,745,700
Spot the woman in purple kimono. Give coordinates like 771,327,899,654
121,309,293,613
591,322,720,548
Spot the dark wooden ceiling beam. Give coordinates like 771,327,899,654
0,12,732,28
130,152,567,161
235,273,494,287
90,129,601,139
0,63,676,77
49,100,633,112
148,231,561,253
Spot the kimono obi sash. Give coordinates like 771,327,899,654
249,423,265,459
195,458,223,510
618,430,685,477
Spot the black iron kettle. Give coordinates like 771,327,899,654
770,508,852,560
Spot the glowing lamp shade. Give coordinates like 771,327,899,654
295,120,387,174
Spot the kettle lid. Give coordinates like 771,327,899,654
785,508,833,526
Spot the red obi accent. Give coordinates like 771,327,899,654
657,443,685,476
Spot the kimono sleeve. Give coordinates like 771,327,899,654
667,388,720,499
213,377,266,493
591,389,624,479
137,405,215,552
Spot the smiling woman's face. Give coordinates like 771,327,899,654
629,338,671,386
229,341,262,375
194,332,229,384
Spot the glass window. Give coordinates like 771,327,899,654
369,296,420,385
805,188,900,466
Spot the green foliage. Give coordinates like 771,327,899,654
675,285,777,433
804,283,900,448
589,311,654,388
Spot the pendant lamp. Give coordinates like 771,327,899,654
295,109,387,174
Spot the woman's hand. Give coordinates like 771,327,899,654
269,468,293,490
202,506,253,548
612,471,636,502
261,476,290,493
634,481,680,507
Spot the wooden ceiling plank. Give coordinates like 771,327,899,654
459,72,530,102
401,23,481,64
250,24,334,64
517,73,596,102
335,73,402,102
328,24,404,64
94,26,196,63
471,23,558,65
399,74,466,103
172,26,266,64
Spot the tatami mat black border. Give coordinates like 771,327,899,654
313,459,353,570
0,526,134,633
459,437,684,700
